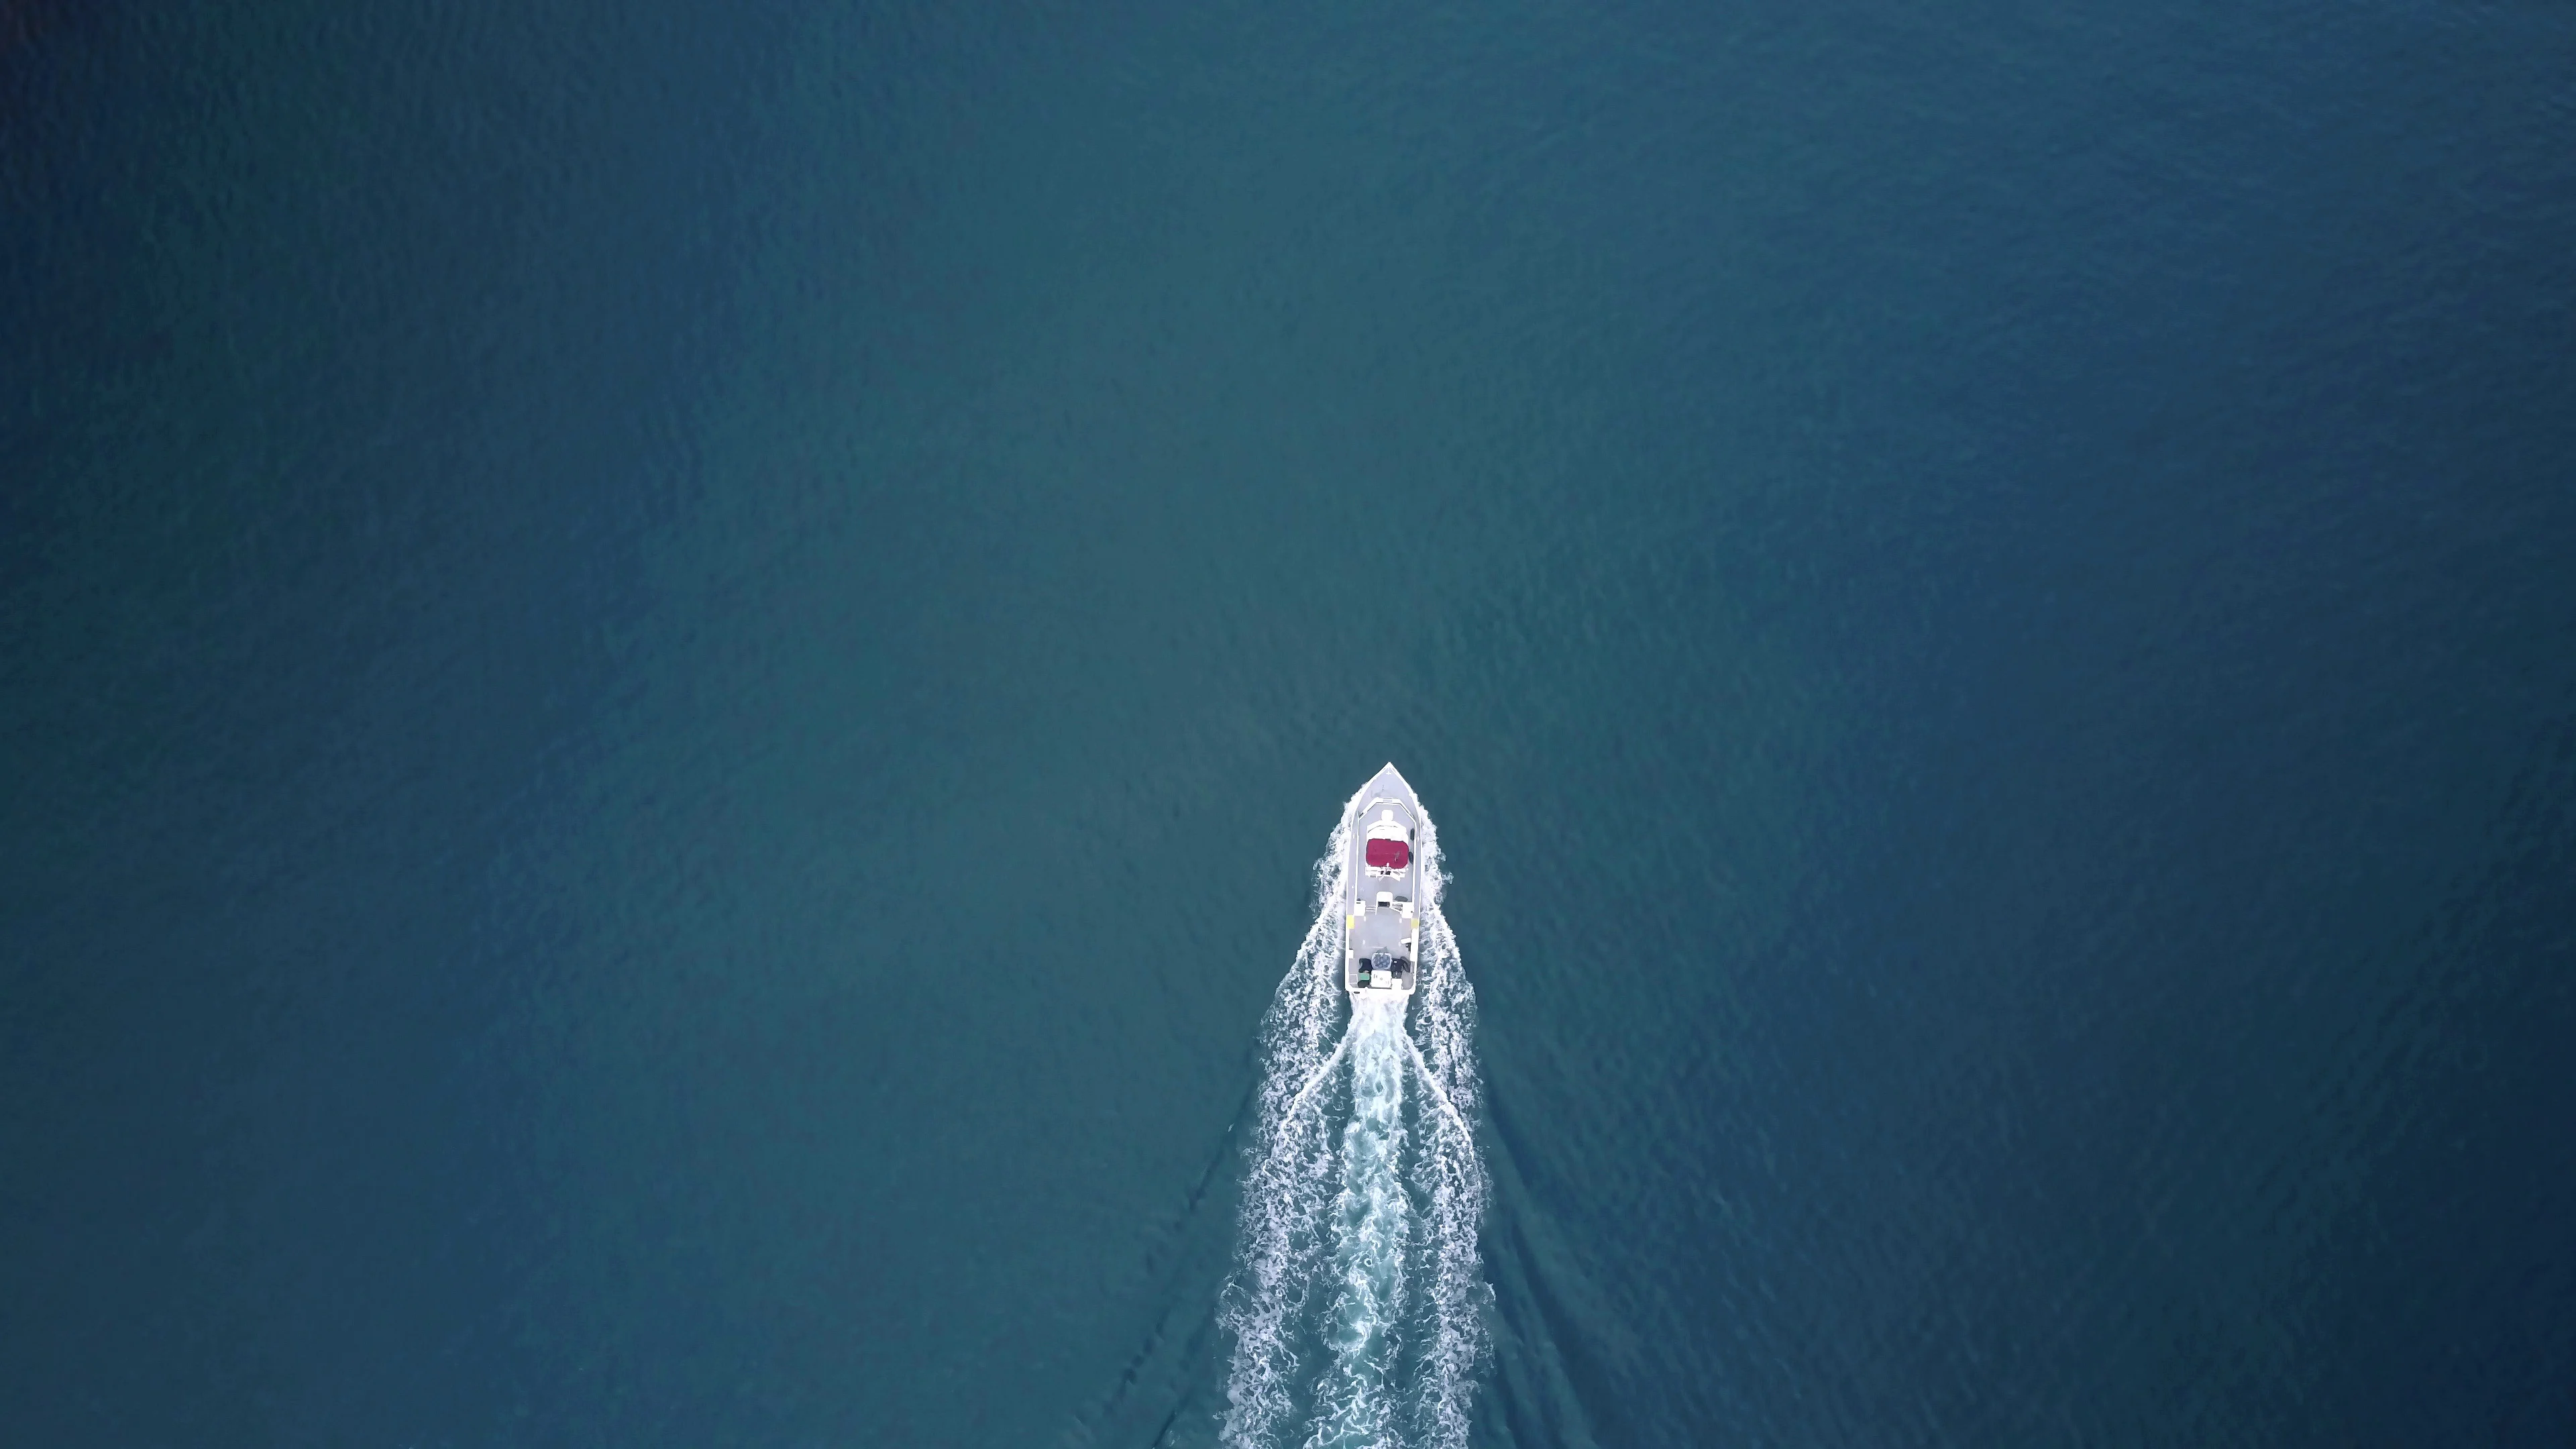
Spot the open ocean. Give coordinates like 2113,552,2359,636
6,1,2574,1444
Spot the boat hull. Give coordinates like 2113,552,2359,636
1343,763,1424,998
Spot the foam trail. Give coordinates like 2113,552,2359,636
1309,1001,1409,1446
1222,785,1489,1449
1401,867,1486,1449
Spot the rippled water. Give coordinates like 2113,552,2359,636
5,1,2574,1444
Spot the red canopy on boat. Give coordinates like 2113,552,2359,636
1366,838,1410,869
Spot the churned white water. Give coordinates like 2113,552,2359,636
1221,790,1488,1449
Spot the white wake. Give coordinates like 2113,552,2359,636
1221,788,1489,1449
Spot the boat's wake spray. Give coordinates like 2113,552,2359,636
1222,790,1488,1449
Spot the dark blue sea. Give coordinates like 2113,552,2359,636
7,1,2574,1444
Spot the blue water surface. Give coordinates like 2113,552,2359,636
5,1,2573,1444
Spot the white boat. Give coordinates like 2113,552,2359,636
1343,763,1423,998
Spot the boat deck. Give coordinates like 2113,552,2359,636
1344,764,1423,997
